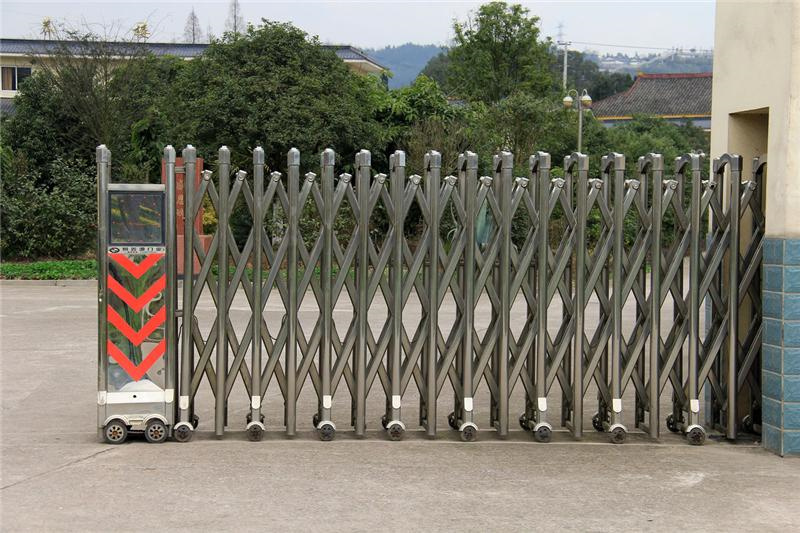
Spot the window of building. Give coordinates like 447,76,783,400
1,66,33,91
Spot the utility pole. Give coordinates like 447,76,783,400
556,23,571,91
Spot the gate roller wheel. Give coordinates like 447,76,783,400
191,414,200,430
381,414,388,430
533,424,552,443
145,419,168,444
104,418,128,445
246,424,264,442
313,413,321,428
460,425,477,442
173,423,194,443
318,423,336,442
387,422,404,441
609,426,627,445
686,426,706,446
666,414,680,433
592,413,604,432
741,414,754,434
447,412,458,430
519,413,530,431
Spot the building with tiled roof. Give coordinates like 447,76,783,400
592,72,712,130
0,38,387,115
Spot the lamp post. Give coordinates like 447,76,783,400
563,89,592,153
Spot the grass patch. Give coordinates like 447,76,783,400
0,259,97,279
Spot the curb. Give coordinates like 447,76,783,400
0,279,97,287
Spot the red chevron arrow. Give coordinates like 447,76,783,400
107,305,165,346
107,275,165,312
107,339,166,381
109,253,163,278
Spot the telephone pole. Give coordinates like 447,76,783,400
556,23,571,91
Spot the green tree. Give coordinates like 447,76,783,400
420,51,451,92
165,20,382,172
447,2,553,103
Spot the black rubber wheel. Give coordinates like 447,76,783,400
518,413,529,431
610,426,627,444
191,414,200,429
173,424,193,443
592,413,604,432
447,411,458,430
247,425,264,442
687,427,706,446
666,414,679,433
381,414,388,430
318,423,335,442
144,419,168,444
387,423,404,441
104,419,128,445
741,414,754,433
533,426,552,443
312,413,320,428
460,425,477,442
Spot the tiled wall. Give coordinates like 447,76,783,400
762,237,800,455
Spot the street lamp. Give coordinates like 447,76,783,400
563,89,592,153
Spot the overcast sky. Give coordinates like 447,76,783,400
2,1,715,54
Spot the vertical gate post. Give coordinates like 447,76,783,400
286,148,300,436
388,150,406,427
178,146,196,428
494,151,513,437
319,148,336,428
164,146,178,424
714,154,744,439
216,146,231,438
460,152,479,430
355,149,371,436
569,152,589,439
96,145,110,415
424,151,441,437
682,153,704,432
643,153,664,439
250,147,265,433
532,152,551,432
607,153,626,430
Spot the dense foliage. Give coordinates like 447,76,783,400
0,5,709,261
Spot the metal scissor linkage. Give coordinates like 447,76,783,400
170,145,765,445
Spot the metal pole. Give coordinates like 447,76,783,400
647,153,664,439
355,149,371,437
96,145,110,429
164,145,177,427
250,147,265,435
320,148,335,428
496,151,512,437
286,147,300,437
425,151,441,437
686,154,702,431
461,152,478,430
389,150,405,427
178,146,196,427
216,146,230,439
571,153,588,439
577,99,583,154
726,155,743,440
534,152,550,432
609,153,625,429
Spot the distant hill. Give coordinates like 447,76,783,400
365,43,444,88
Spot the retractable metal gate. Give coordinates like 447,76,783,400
98,144,766,445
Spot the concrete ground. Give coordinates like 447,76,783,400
1,282,799,532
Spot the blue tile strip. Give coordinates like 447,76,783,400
762,237,800,455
